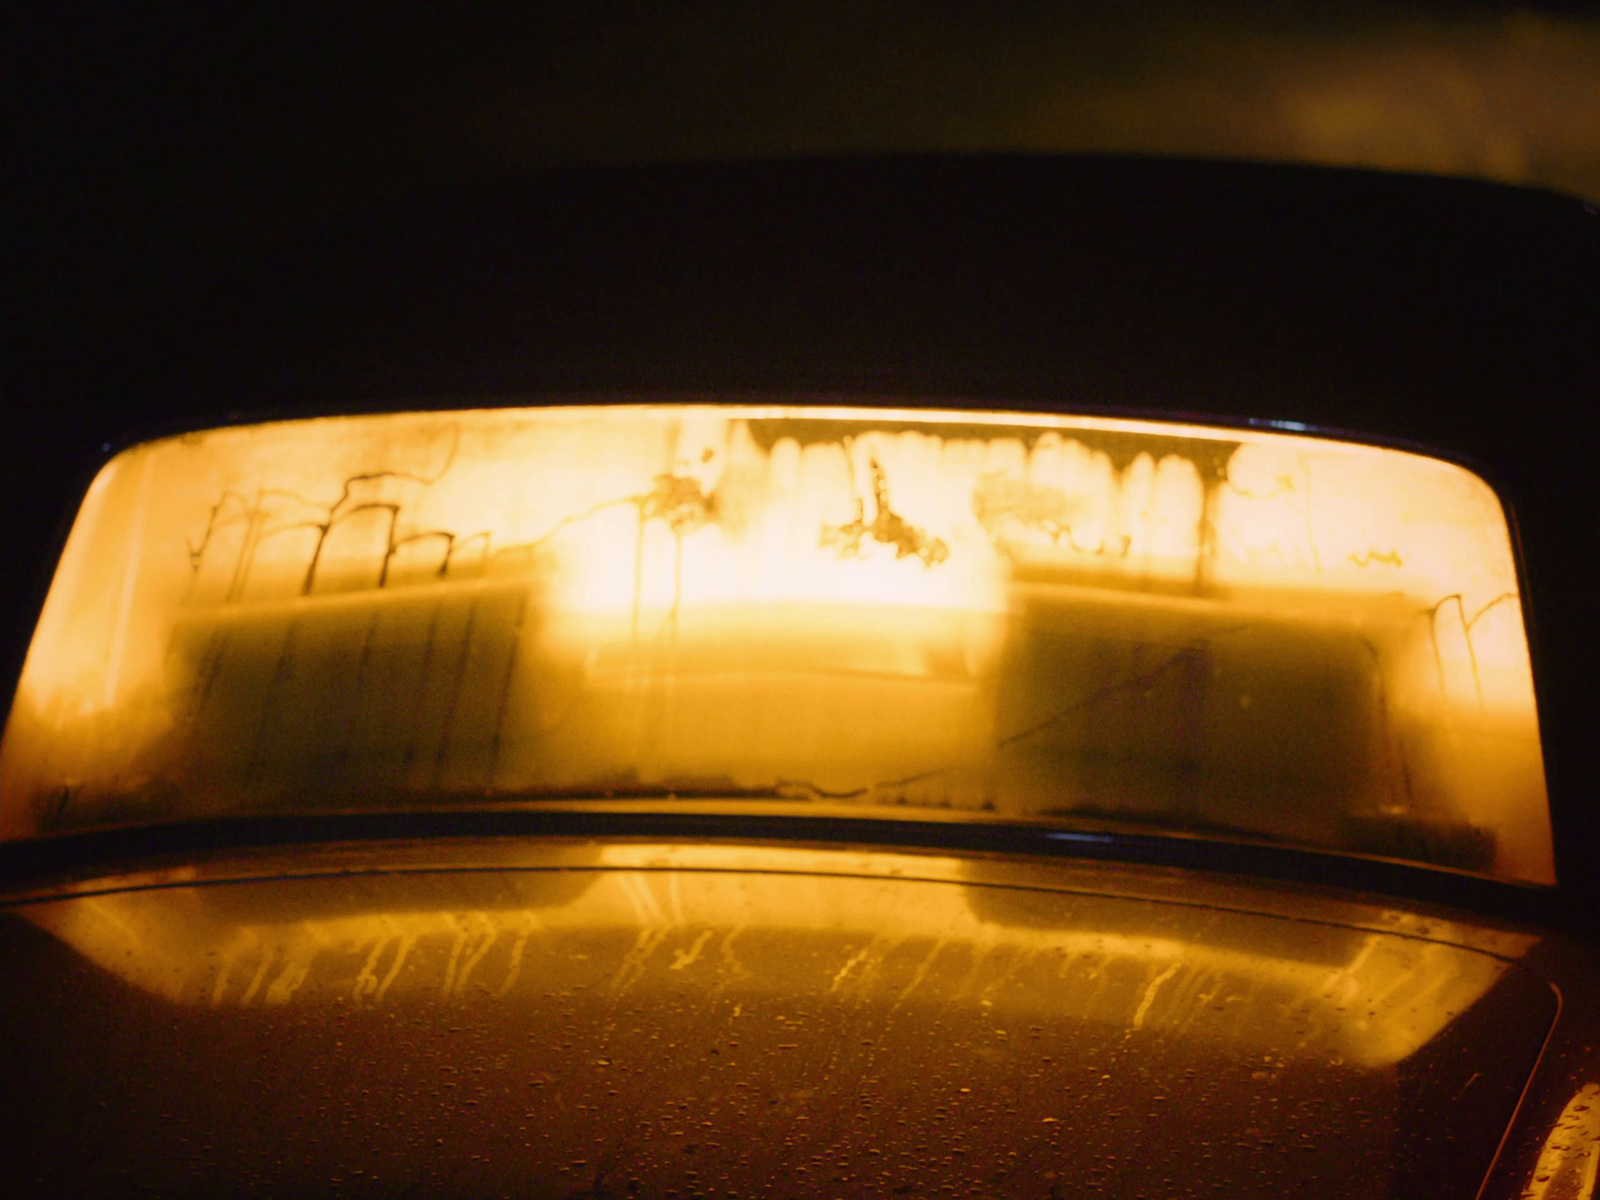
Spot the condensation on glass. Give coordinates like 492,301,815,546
0,405,1553,881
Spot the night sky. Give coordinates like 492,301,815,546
13,3,1599,359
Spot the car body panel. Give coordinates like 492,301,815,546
0,840,1568,1198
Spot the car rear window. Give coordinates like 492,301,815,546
0,404,1554,883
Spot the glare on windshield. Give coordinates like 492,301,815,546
0,405,1553,883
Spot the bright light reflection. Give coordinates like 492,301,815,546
0,405,1552,882
24,864,1510,1069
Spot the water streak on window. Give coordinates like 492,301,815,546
0,405,1553,882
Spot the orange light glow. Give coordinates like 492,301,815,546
0,404,1553,882
1524,1082,1600,1200
23,850,1514,1068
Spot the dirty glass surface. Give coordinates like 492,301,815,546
0,405,1552,881
0,857,1556,1198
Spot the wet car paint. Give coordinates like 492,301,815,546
0,843,1560,1198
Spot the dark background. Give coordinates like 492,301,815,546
11,2,1598,426
11,2,1598,473
12,1,1599,399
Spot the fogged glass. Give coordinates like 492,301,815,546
0,405,1552,882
